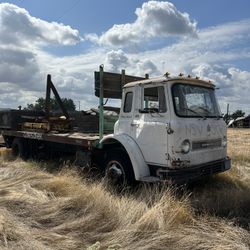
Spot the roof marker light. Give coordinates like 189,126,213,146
179,73,184,77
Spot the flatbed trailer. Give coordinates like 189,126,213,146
2,130,99,149
1,129,101,162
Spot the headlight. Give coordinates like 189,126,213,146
222,136,227,147
181,139,190,154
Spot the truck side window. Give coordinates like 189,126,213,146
123,92,133,113
143,86,166,113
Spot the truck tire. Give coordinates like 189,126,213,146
104,149,135,188
11,138,27,159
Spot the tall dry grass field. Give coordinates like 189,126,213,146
0,129,250,249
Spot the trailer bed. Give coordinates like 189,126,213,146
2,130,100,149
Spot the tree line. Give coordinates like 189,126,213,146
223,109,246,123
24,97,76,112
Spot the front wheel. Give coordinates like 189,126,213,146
104,149,135,188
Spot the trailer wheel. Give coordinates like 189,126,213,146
104,149,135,188
11,138,27,159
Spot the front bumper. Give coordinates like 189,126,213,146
154,157,231,183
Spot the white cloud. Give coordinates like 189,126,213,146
0,3,83,109
190,64,250,112
135,59,160,76
85,1,197,48
0,3,81,46
104,49,160,77
105,50,129,72
0,47,41,89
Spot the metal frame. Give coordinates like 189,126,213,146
99,65,104,141
45,74,70,120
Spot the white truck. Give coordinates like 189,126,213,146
1,66,231,186
101,71,231,185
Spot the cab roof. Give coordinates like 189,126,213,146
123,75,215,89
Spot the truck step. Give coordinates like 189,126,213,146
140,176,160,182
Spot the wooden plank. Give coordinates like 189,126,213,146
95,71,146,99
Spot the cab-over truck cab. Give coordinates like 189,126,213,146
101,74,231,184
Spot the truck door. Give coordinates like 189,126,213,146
116,87,135,136
130,84,170,167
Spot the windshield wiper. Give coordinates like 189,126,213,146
196,107,222,120
215,114,223,120
184,108,207,120
198,106,211,114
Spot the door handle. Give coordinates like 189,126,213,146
131,122,139,127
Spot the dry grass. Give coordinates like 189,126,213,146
0,129,250,249
228,128,250,163
0,148,11,159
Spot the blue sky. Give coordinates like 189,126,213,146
6,0,250,32
0,0,250,113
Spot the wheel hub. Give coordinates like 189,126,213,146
106,160,125,185
110,164,123,176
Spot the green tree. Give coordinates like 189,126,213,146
223,113,231,123
231,109,245,120
25,97,76,112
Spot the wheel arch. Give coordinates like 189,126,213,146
100,134,150,180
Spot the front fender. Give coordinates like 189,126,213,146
100,134,150,180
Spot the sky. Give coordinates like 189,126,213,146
0,0,250,114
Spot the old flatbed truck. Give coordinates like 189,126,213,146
0,65,231,185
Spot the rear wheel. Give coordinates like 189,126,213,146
11,138,27,159
104,149,135,188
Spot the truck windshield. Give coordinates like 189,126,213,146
172,83,221,118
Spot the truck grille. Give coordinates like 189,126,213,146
156,158,230,183
192,139,222,151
